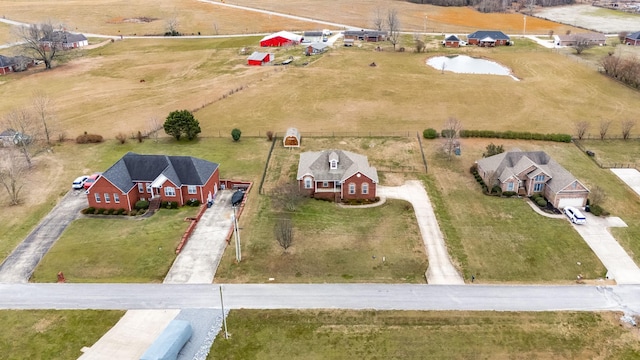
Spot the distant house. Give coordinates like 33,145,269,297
343,38,354,47
305,42,329,55
476,149,589,209
297,150,378,202
283,127,300,148
0,129,16,146
260,31,302,47
0,55,14,75
86,152,220,211
443,34,461,48
303,31,324,43
247,52,273,66
40,31,88,50
625,31,640,46
467,30,510,47
343,30,387,42
553,32,606,47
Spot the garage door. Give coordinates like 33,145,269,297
558,197,585,209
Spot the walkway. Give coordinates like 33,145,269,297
0,190,87,283
378,181,464,285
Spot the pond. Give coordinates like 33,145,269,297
426,55,519,81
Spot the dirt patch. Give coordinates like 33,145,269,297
33,316,59,333
107,17,159,24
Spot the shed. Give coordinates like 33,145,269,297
443,34,461,48
343,38,354,47
283,127,301,148
306,42,329,55
247,52,272,66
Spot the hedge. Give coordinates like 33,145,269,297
423,128,438,139
135,200,149,210
459,129,571,143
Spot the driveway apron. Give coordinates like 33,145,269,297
378,181,464,285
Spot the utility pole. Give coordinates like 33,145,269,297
424,15,428,34
219,285,229,339
233,206,241,262
523,15,527,38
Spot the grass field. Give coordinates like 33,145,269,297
577,139,640,167
209,309,640,359
424,139,608,283
0,310,124,360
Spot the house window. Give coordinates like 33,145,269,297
94,193,101,203
113,193,120,203
507,182,514,191
146,183,152,193
534,183,544,192
330,160,337,170
104,193,110,203
348,183,356,194
164,187,176,197
535,175,544,182
137,183,144,193
188,185,197,194
322,181,328,187
304,177,312,189
362,183,369,195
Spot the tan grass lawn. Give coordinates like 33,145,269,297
0,0,579,37
0,22,13,45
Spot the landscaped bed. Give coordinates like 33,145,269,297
209,309,640,359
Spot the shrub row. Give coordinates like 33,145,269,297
135,200,149,210
459,130,572,143
342,197,380,205
76,133,104,144
589,204,609,217
531,193,547,207
161,201,179,209
185,199,201,207
82,207,147,216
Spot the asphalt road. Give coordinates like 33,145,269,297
1,283,639,313
0,190,87,283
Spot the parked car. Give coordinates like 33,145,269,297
564,206,586,225
72,175,88,190
83,173,100,190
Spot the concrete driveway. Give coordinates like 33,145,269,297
611,169,640,198
0,190,87,283
378,181,464,285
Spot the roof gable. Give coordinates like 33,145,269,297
445,35,460,41
261,31,302,42
626,31,640,40
468,30,509,40
297,150,378,183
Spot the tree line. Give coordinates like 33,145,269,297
405,0,574,12
600,54,640,90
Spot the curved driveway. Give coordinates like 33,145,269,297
378,181,464,285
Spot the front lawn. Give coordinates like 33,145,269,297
0,310,124,360
214,197,426,283
31,207,198,283
425,139,607,283
209,310,640,359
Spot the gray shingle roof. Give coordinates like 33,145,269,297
626,31,640,40
467,30,509,41
40,31,87,44
477,149,586,193
102,152,219,193
297,150,378,183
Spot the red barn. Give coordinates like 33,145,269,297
86,152,220,211
247,52,272,66
260,31,302,47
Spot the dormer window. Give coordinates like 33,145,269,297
330,160,337,169
329,151,339,170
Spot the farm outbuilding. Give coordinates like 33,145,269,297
343,30,387,42
260,31,302,47
247,51,273,66
283,128,301,148
305,42,329,55
443,34,461,48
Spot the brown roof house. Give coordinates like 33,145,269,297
297,150,378,202
553,32,606,47
476,149,589,209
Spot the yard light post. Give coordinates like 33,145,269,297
219,285,229,339
424,15,428,34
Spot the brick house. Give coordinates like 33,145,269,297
467,30,510,47
553,32,606,47
40,31,88,50
297,150,378,202
343,30,387,42
86,152,220,211
625,31,640,46
443,34,461,48
476,149,589,209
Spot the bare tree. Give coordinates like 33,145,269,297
589,186,606,207
147,115,161,143
618,31,628,44
599,119,611,140
621,119,636,140
271,182,305,212
575,121,589,140
14,21,64,70
0,149,28,205
571,36,594,55
372,8,384,31
212,22,219,35
442,116,462,161
274,216,293,250
387,9,400,51
4,108,39,167
165,15,180,36
31,91,54,147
